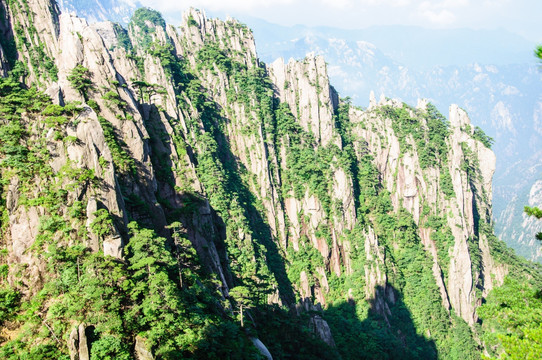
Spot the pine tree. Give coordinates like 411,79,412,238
229,286,253,328
524,206,542,241
67,65,93,101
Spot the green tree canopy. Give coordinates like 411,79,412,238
229,286,254,328
67,65,93,101
524,206,542,241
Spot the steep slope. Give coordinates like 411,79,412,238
251,24,542,264
53,0,542,264
0,2,540,359
57,0,134,25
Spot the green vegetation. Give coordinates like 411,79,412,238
187,14,199,27
7,0,57,82
0,2,18,69
102,90,127,110
1,6,539,360
67,65,93,101
0,68,260,355
473,125,494,149
89,209,114,239
479,277,542,359
129,7,166,50
111,22,133,52
525,206,542,241
377,102,449,169
0,287,20,324
97,116,135,175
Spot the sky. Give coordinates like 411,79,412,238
139,0,542,42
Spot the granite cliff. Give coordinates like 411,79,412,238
0,2,539,359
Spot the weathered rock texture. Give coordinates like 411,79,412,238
0,1,517,358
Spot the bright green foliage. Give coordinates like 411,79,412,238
67,65,93,101
535,45,542,61
478,277,542,359
275,102,337,214
0,223,258,358
197,43,245,77
271,95,481,358
473,126,494,148
111,22,132,52
187,14,199,27
122,222,255,358
131,7,166,29
229,285,253,327
97,116,135,174
7,0,57,82
525,206,542,219
286,237,325,291
178,47,287,302
168,222,199,289
89,209,113,239
89,335,131,360
524,206,542,241
1,7,536,360
0,341,68,360
131,79,167,102
129,8,166,50
377,103,450,169
0,287,20,323
102,90,127,109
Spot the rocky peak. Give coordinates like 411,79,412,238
449,104,472,130
177,7,258,69
269,54,339,146
0,2,531,359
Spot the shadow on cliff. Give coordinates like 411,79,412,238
138,97,296,304
321,284,438,360
208,108,297,304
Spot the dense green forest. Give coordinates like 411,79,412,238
0,3,541,359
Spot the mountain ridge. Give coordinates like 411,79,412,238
0,1,540,359
54,3,542,265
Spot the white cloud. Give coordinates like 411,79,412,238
136,0,542,40
440,0,469,8
421,9,456,24
140,0,295,12
320,0,352,9
418,0,466,25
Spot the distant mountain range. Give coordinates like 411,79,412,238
57,1,542,262
223,16,542,263
56,0,135,24
3,1,542,358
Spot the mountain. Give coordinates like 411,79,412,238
238,19,542,264
242,18,533,69
55,0,542,264
56,0,135,25
0,1,541,359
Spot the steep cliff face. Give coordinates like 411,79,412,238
0,2,536,359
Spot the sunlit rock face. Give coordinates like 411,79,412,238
0,1,529,358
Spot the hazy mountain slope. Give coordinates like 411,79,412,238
55,0,542,263
56,0,135,25
245,19,533,69
0,1,541,359
245,21,542,263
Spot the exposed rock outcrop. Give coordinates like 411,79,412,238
0,1,517,358
134,336,154,360
269,55,339,147
250,337,273,360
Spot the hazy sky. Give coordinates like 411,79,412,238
139,0,542,41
